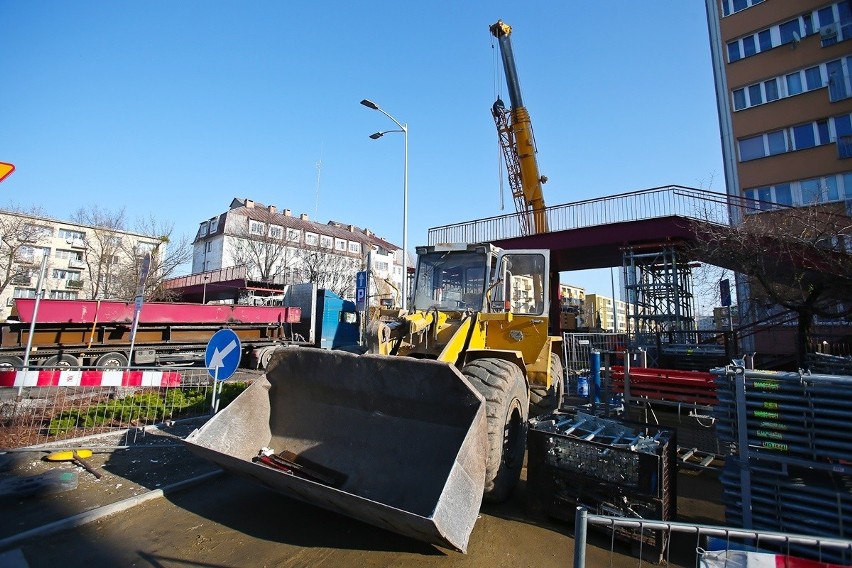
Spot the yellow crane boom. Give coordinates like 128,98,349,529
490,20,548,235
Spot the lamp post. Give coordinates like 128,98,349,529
361,98,408,310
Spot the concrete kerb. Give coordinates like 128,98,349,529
0,468,223,550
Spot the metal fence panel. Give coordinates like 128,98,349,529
0,367,258,449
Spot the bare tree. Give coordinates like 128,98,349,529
115,215,194,301
295,244,358,298
71,206,127,299
688,203,852,365
0,205,49,304
228,218,294,283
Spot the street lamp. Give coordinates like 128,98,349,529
361,98,408,311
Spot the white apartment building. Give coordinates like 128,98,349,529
192,198,407,304
0,210,164,319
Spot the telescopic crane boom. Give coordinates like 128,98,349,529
490,20,548,235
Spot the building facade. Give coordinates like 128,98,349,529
585,294,629,333
191,198,406,304
0,210,164,319
707,0,852,210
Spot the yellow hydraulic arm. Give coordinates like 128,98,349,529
490,20,548,235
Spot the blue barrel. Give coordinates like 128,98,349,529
577,376,589,397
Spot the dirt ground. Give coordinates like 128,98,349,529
0,414,727,567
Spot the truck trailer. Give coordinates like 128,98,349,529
1,283,358,368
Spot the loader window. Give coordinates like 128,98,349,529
412,250,488,311
495,253,547,315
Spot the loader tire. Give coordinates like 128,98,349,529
529,353,565,418
462,357,528,502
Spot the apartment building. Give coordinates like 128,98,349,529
192,198,406,304
585,294,629,333
707,1,852,210
0,210,164,319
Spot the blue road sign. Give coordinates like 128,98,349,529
356,270,368,311
205,328,242,381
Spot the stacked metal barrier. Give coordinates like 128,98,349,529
713,365,852,564
527,409,676,563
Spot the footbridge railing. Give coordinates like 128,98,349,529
427,185,743,245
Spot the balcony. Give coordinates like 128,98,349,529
66,279,84,290
68,259,86,269
10,275,32,286
68,239,86,249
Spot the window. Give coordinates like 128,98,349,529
825,176,840,201
249,220,265,235
800,178,822,203
13,288,37,299
764,78,779,101
727,41,741,62
775,183,793,205
817,120,830,144
375,261,389,272
319,235,332,248
348,241,361,254
779,19,801,44
58,228,85,241
269,224,283,239
205,241,212,252
733,89,746,110
767,130,787,155
805,66,823,90
209,216,220,232
738,135,766,161
335,238,347,251
52,269,81,281
757,29,772,51
287,228,301,242
786,73,803,96
199,222,209,236
49,290,78,300
793,123,816,149
747,84,762,105
305,232,318,246
55,249,83,261
742,35,756,57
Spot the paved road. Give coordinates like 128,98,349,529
1,461,724,568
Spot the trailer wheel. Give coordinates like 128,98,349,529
529,353,565,418
42,354,80,368
0,355,24,368
462,357,528,502
95,352,128,369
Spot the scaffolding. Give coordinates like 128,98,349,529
623,246,696,345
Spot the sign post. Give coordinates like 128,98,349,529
127,252,151,368
205,328,242,413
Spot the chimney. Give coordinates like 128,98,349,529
283,209,291,217
300,213,309,221
245,199,255,209
268,205,277,214
349,224,355,232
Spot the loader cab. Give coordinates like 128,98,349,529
412,245,491,312
490,250,549,316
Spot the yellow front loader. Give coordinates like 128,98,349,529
186,243,563,552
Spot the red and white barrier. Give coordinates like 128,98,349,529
0,369,182,388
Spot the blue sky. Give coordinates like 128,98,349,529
0,1,724,297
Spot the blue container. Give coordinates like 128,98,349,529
577,376,589,397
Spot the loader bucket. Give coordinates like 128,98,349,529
184,347,487,552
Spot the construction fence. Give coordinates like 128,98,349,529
573,509,852,567
0,366,258,449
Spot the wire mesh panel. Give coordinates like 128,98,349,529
0,367,256,449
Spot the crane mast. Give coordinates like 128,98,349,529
490,20,548,235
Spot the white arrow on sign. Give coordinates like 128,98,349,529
209,339,237,370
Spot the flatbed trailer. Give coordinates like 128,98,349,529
1,297,304,368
